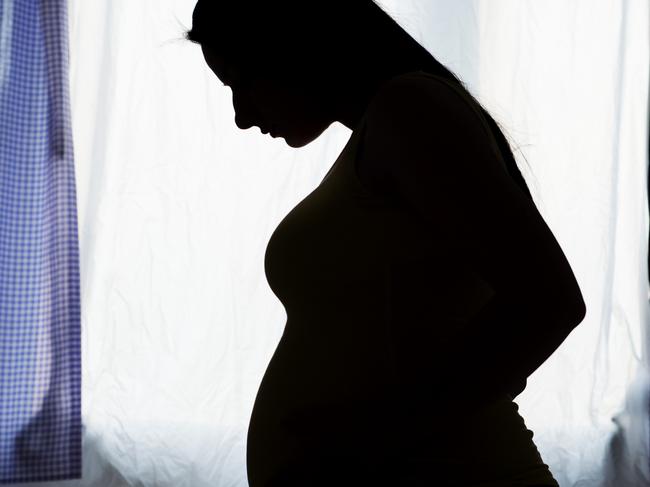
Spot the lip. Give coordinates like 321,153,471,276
260,124,275,135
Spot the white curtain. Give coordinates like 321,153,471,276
8,1,648,486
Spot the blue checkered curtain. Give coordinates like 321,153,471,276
0,0,81,483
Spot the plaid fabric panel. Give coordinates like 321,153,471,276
0,0,81,482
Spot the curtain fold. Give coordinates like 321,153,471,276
0,0,81,483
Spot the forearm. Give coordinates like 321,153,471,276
392,289,578,414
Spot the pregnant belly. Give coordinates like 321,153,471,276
246,327,401,487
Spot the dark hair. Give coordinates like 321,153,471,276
185,0,534,201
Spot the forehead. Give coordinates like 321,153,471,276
199,45,292,85
200,45,236,80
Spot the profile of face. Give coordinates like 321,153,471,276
200,45,334,147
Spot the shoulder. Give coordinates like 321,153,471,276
366,71,482,132
359,71,503,190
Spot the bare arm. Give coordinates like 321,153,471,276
362,73,586,411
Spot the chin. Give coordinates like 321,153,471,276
281,127,327,148
285,137,309,148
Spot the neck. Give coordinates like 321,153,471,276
333,61,426,131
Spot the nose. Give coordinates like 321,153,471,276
234,114,255,131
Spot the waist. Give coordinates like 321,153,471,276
389,394,558,486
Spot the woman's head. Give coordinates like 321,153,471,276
185,1,535,203
198,41,336,147
185,0,430,146
185,1,406,78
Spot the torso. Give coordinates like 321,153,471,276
246,70,558,487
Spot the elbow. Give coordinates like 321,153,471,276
565,295,587,329
570,274,588,326
575,299,587,324
556,276,587,328
538,292,586,332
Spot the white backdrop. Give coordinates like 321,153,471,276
9,1,649,486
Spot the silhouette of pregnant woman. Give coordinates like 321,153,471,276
185,2,586,486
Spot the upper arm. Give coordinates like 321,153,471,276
361,73,586,325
